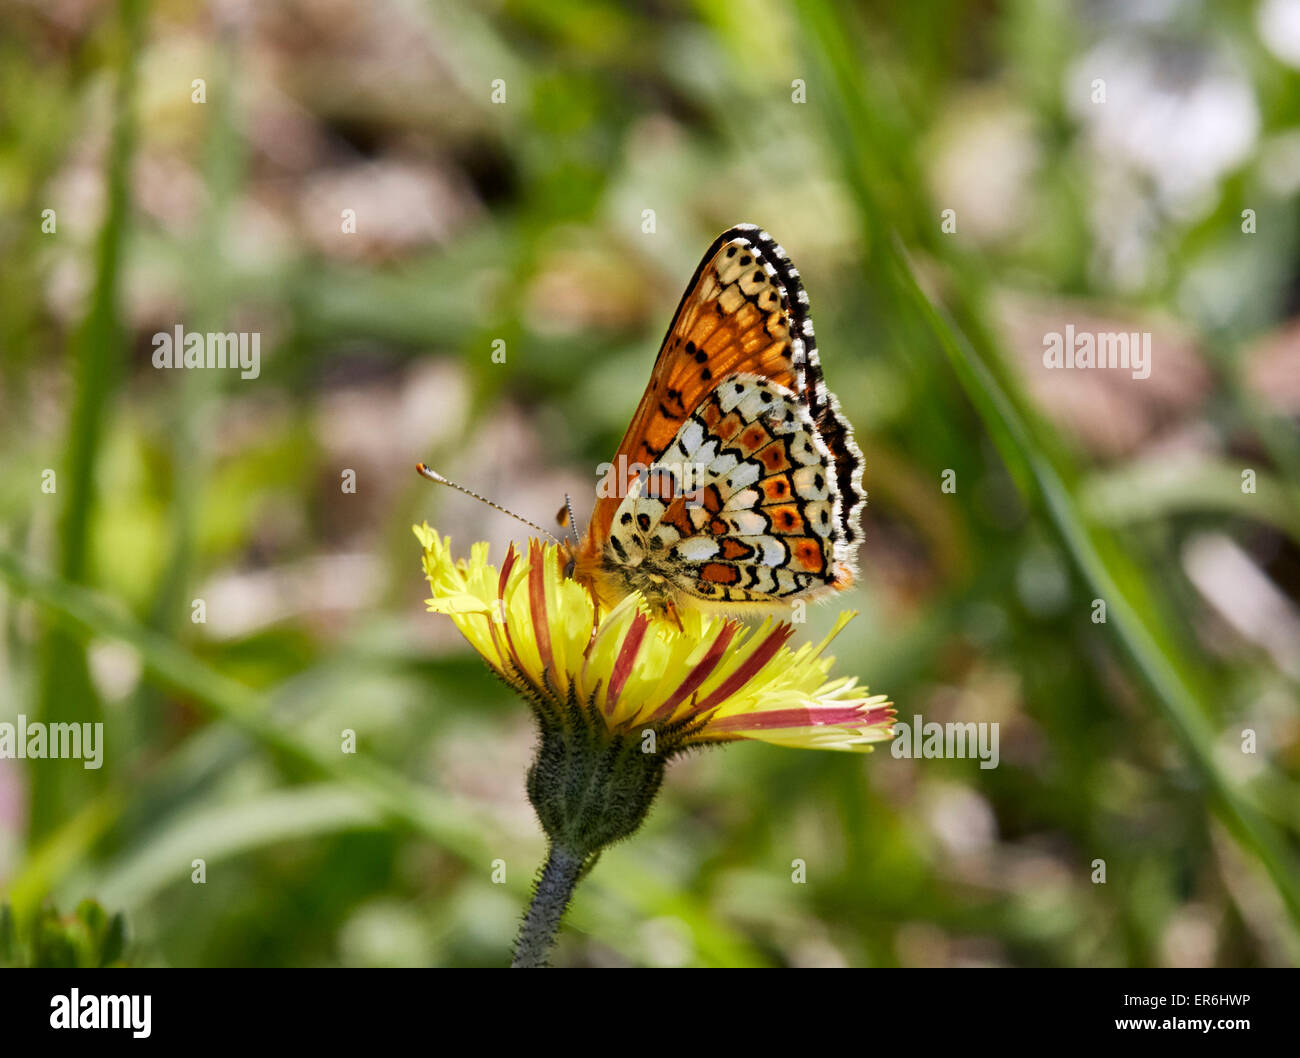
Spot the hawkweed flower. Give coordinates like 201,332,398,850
414,523,893,967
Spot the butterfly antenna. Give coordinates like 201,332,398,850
563,494,580,549
416,463,561,545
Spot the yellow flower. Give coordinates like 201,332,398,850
414,523,893,753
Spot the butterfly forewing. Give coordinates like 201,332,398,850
590,227,805,542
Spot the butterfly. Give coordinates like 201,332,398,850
569,223,865,617
420,224,865,619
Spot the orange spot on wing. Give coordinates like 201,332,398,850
700,562,740,585
661,497,694,537
720,538,753,560
714,412,742,442
739,425,769,454
761,475,792,503
757,442,791,474
788,537,826,573
768,504,804,534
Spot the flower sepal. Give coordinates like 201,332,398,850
527,699,667,862
513,702,671,967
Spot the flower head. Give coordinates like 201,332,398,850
415,523,893,753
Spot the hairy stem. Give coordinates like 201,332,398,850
511,844,585,968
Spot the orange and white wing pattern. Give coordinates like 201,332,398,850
581,224,865,613
609,375,849,605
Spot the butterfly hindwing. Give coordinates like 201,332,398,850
607,376,846,606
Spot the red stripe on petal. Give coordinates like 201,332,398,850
499,604,532,686
527,539,554,678
582,592,602,658
706,704,870,733
690,623,795,714
490,542,522,674
485,611,512,673
648,621,740,722
605,613,650,716
863,704,895,728
498,543,519,598
492,546,533,685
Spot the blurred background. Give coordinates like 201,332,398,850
1,0,1299,968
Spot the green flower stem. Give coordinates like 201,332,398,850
512,845,585,968
511,700,674,966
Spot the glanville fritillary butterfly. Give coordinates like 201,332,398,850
420,223,866,620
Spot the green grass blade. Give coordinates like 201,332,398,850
30,0,148,839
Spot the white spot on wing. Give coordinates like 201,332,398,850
674,536,720,563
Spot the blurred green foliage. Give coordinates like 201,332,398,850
1,899,129,968
0,0,1298,966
